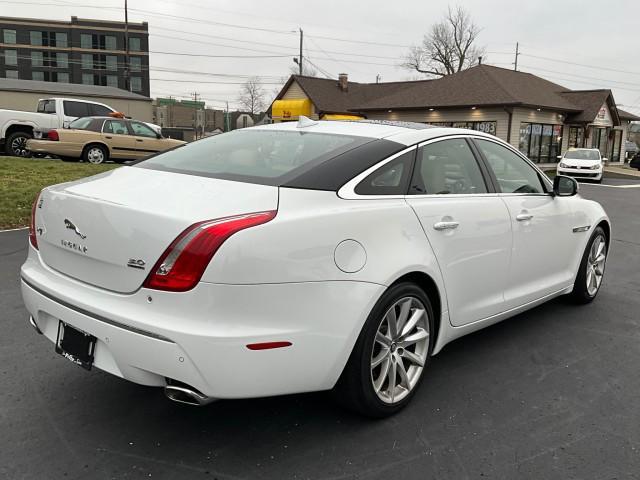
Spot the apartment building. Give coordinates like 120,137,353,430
0,16,149,97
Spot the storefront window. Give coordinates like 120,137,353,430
609,129,622,162
568,126,584,148
518,122,563,163
591,127,609,157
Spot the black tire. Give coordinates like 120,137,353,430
570,226,608,304
59,156,79,162
334,282,434,418
6,131,33,157
31,152,46,158
82,144,108,164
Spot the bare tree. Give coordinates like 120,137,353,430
237,76,267,114
403,5,485,77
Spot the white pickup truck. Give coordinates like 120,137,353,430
0,97,118,157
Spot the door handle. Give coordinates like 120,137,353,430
516,213,533,222
105,136,112,139
433,221,459,231
136,139,144,142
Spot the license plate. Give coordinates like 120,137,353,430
34,131,43,139
55,321,96,370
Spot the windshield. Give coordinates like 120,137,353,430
69,117,95,130
135,129,371,185
564,150,600,161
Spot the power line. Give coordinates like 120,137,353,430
521,53,640,77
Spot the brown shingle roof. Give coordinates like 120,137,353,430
276,65,636,124
353,65,579,111
618,108,640,121
559,90,620,124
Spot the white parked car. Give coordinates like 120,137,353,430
557,148,604,183
21,119,610,417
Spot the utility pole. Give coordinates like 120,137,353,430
225,101,230,132
124,0,130,91
513,42,520,71
298,28,303,75
191,92,200,140
376,74,381,84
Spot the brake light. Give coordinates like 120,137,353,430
143,210,276,292
29,192,41,249
47,130,59,141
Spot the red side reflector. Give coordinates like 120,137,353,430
29,192,41,250
246,341,292,351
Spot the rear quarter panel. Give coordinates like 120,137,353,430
202,187,446,294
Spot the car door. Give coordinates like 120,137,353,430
473,138,576,309
102,119,136,159
405,137,512,326
128,121,163,159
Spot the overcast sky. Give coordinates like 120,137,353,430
3,0,640,113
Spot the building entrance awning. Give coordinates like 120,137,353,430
272,99,313,120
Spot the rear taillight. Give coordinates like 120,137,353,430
47,130,59,141
29,192,41,249
143,211,276,292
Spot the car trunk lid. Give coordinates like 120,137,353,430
36,166,278,293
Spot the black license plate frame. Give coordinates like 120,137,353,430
55,321,96,370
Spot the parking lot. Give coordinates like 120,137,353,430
1,178,640,480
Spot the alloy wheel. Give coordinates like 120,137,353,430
586,234,607,296
370,296,430,404
11,136,29,157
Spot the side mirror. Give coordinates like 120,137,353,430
63,121,70,129
156,132,162,139
556,155,563,160
553,175,578,197
602,157,608,162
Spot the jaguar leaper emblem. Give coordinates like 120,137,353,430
64,219,87,239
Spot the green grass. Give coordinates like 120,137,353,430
0,156,119,229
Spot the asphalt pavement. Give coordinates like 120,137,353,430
1,178,640,479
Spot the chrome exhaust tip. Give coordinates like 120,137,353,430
29,316,43,334
164,384,216,406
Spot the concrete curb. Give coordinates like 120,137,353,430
0,227,28,233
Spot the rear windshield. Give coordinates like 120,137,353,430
135,129,372,185
69,117,96,130
565,150,600,160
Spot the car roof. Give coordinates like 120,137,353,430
250,119,497,146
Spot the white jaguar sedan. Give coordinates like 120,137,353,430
21,119,610,417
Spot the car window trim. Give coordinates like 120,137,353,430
408,136,494,196
469,136,553,195
337,145,418,200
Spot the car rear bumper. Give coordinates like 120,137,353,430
26,139,82,157
557,166,602,180
20,249,383,399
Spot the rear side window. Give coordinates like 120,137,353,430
63,100,90,118
90,104,113,116
136,129,371,186
355,149,415,195
475,139,545,194
410,138,488,195
103,120,129,135
37,99,56,114
69,117,96,130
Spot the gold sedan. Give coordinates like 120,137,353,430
27,116,185,164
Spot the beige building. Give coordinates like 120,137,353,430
272,65,640,164
0,77,152,120
153,97,225,141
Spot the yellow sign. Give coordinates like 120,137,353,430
272,99,312,120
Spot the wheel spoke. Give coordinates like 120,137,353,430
400,328,429,348
387,359,397,402
395,298,412,335
371,349,389,368
373,358,390,393
400,308,424,339
386,307,398,339
396,356,410,389
375,331,391,347
401,348,425,367
595,240,605,259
